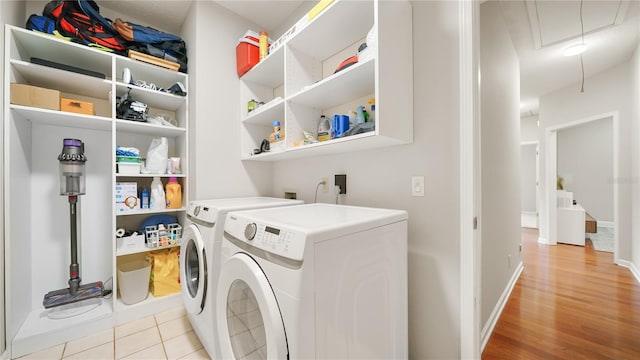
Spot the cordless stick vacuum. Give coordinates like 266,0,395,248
43,139,104,310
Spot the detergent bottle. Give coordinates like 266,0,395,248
165,177,182,209
150,177,165,210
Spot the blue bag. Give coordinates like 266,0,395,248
26,14,55,34
112,18,182,44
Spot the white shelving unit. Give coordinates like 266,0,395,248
239,0,413,161
3,25,189,357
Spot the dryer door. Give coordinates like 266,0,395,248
180,224,207,315
217,253,288,360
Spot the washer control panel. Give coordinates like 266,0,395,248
226,214,305,261
186,201,217,223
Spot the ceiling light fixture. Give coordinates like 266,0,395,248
563,43,586,56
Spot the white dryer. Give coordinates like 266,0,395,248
217,203,408,359
180,197,302,359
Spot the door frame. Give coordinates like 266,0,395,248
544,111,619,261
459,0,480,357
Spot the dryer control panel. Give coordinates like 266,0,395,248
225,214,306,262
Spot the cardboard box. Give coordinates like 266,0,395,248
116,182,137,195
117,199,139,213
61,98,95,115
10,83,60,111
116,182,138,212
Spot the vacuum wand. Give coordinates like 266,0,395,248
43,139,103,309
68,195,80,295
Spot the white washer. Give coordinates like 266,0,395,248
180,197,302,359
217,203,408,359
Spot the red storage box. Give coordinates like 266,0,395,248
243,30,260,43
236,30,273,77
236,37,259,77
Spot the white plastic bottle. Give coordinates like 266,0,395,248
150,177,165,210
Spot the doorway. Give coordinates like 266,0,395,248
545,112,618,260
520,141,539,229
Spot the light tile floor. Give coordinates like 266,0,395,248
17,307,212,360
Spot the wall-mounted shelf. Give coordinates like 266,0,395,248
115,119,186,136
10,105,112,131
239,0,413,161
116,242,181,257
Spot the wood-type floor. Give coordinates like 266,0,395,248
482,228,640,359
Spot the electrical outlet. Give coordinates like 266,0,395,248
284,191,297,199
321,177,329,193
335,174,347,194
508,254,511,269
411,176,425,196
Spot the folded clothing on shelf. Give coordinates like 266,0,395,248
116,146,140,157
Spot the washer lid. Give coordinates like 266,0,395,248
226,203,408,244
187,197,303,224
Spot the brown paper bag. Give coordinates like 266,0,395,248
147,248,180,297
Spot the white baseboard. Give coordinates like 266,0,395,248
538,236,550,245
617,260,640,285
598,221,614,228
480,261,524,353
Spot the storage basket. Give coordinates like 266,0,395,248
145,223,182,248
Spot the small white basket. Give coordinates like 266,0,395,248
145,223,182,248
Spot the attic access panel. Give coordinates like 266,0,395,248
525,0,629,49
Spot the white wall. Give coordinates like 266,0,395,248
632,42,640,277
186,1,273,200
521,144,537,212
539,61,633,258
479,0,523,331
271,1,463,357
521,115,538,142
557,117,613,221
2,2,27,354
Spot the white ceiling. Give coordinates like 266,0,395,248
498,0,640,118
99,1,640,119
215,1,308,31
99,0,306,35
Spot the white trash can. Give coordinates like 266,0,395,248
117,260,151,305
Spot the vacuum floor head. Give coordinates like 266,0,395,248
43,281,104,309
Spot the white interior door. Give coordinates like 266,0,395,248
216,253,287,360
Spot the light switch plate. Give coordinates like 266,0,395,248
411,176,425,197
